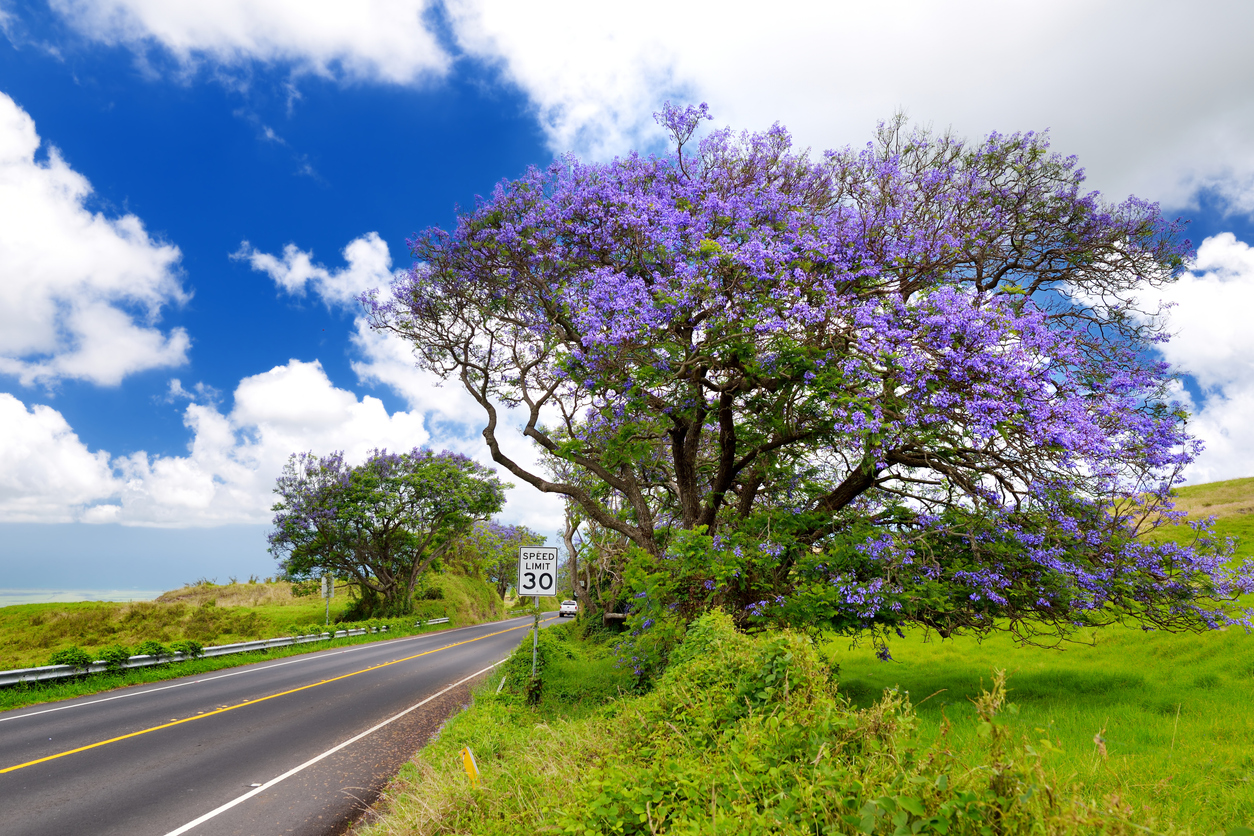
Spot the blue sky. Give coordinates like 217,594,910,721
3,0,1254,596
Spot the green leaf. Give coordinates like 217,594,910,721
897,796,927,817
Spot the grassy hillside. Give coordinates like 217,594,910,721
0,572,505,670
1139,476,1254,558
1171,476,1254,521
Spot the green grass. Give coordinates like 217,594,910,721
830,622,1254,832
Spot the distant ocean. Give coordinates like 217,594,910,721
0,589,165,607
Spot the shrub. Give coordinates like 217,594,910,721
133,640,170,659
98,645,131,673
555,617,1146,836
170,639,203,659
47,646,92,670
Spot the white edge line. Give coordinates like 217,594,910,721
0,615,538,725
161,658,507,836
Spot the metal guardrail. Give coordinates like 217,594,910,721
0,617,452,688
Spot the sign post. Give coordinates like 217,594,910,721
321,574,333,625
517,546,558,679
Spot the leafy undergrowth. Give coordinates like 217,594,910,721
0,573,505,670
358,615,1188,836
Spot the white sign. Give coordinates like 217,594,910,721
517,546,559,596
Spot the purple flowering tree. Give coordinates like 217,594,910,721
365,106,1252,641
446,520,547,599
269,448,506,617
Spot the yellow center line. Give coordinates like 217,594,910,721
2,616,554,775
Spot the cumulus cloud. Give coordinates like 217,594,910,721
235,231,394,308
1147,232,1254,483
0,356,563,534
114,359,430,526
49,0,449,84
0,360,430,526
0,393,120,522
50,0,1254,211
0,92,190,387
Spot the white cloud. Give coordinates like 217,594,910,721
443,0,1254,210
0,353,562,535
0,360,430,526
1155,234,1254,393
235,231,394,308
114,359,430,525
49,2,1254,211
0,91,189,387
50,0,449,84
1145,232,1254,483
0,393,120,522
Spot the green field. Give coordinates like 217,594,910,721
832,621,1254,830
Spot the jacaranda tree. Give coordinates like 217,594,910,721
269,448,507,617
365,106,1253,642
446,520,547,599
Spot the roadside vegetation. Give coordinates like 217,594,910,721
0,571,505,672
360,615,1245,836
356,479,1254,835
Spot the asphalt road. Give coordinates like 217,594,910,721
0,613,559,836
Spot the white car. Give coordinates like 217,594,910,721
558,600,578,617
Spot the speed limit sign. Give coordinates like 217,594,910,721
517,546,559,596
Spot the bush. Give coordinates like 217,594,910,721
98,645,131,673
555,616,1146,836
47,646,92,669
170,639,203,659
133,640,171,659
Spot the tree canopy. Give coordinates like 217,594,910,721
269,448,507,617
365,105,1253,642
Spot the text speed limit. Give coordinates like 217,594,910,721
517,546,559,596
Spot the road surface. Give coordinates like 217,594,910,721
0,613,557,836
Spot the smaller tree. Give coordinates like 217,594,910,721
446,521,547,599
269,448,507,617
